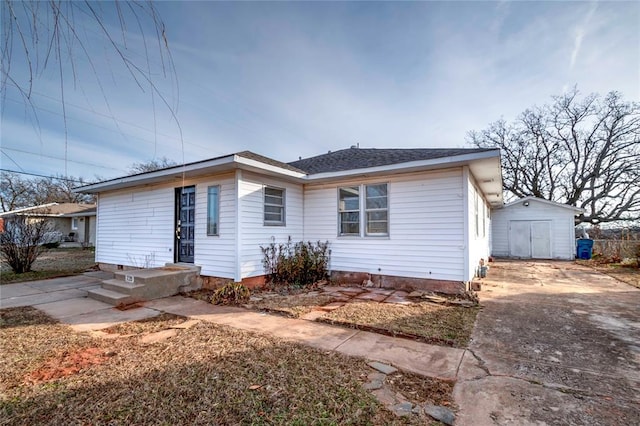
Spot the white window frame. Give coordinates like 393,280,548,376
71,217,79,230
364,183,389,236
474,190,480,238
338,186,361,236
207,185,220,236
338,183,389,237
264,186,285,226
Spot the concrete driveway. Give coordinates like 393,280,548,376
454,260,640,425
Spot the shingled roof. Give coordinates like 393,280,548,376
288,147,497,174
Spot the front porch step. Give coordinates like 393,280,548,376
88,264,202,306
102,279,146,295
88,287,139,306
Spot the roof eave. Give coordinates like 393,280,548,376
75,154,308,194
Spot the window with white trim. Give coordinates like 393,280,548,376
264,186,285,225
207,185,220,236
71,217,79,230
338,183,388,237
338,186,360,235
474,191,479,238
365,183,388,235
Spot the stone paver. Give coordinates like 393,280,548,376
368,361,398,375
140,328,178,344
355,292,388,302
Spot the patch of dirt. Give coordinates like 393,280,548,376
25,347,111,384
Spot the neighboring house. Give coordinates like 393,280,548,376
491,196,584,260
0,203,97,246
77,147,503,293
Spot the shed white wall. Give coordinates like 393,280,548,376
491,199,577,260
303,168,466,282
465,168,492,282
238,171,304,279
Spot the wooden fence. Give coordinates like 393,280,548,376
592,239,640,260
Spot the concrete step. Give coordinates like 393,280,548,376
88,287,139,306
102,279,146,295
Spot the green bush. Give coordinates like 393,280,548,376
211,282,250,305
261,237,330,286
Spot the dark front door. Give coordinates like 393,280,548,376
175,186,195,263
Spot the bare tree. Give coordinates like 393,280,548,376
0,215,53,273
1,172,94,211
468,89,640,224
128,157,178,174
33,175,94,205
0,171,34,212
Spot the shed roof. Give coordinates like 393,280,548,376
500,196,584,213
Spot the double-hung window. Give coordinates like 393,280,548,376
365,184,388,235
264,186,285,225
338,183,388,237
207,185,220,236
338,186,360,235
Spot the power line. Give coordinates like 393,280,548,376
0,169,89,183
1,147,126,172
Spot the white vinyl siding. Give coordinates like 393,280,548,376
466,170,491,282
96,186,175,268
195,176,236,278
95,174,238,278
304,168,465,282
239,172,303,279
492,199,578,260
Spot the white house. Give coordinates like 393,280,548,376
77,147,503,293
491,196,584,260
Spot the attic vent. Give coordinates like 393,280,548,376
350,143,360,149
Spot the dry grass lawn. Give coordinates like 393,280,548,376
576,260,640,289
322,301,479,348
190,287,479,348
0,248,97,285
1,307,452,425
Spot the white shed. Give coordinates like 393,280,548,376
491,196,584,260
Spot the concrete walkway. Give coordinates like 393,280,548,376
0,274,465,381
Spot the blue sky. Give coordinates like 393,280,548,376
1,1,639,180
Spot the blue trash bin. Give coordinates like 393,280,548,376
576,239,594,260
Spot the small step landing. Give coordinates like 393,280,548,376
88,263,201,306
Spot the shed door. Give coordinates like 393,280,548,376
509,221,531,257
531,221,551,258
509,220,552,259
